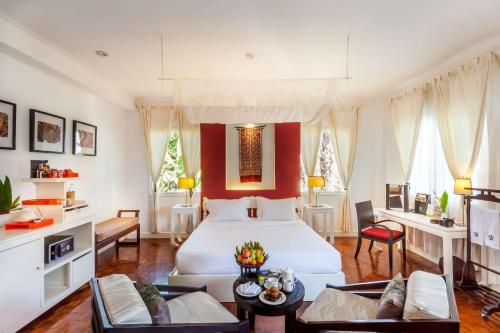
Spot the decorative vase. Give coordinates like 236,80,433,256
0,212,13,227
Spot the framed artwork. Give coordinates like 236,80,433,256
389,184,403,195
0,100,16,150
29,109,66,154
225,123,275,190
73,120,97,156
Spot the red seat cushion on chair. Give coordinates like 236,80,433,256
361,226,403,241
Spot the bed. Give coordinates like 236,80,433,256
168,216,345,301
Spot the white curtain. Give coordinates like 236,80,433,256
301,121,322,203
432,54,490,179
174,79,339,124
138,104,177,233
327,106,359,232
389,86,426,182
484,51,500,286
179,110,200,179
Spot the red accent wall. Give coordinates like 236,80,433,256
200,123,301,201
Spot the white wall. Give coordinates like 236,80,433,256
0,51,131,222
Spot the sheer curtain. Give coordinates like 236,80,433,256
326,106,359,232
301,121,322,203
179,110,200,180
138,104,177,233
432,54,490,179
388,86,426,182
484,51,500,286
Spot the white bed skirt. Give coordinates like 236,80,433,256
168,268,346,302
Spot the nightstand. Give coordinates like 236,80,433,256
303,204,335,243
170,203,200,247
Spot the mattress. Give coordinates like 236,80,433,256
175,218,342,275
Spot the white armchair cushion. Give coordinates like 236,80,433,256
98,274,152,325
299,288,379,323
403,271,450,320
166,291,239,324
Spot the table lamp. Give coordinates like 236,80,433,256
454,177,472,196
308,176,325,207
454,177,472,226
178,177,195,206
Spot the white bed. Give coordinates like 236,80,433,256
168,217,345,301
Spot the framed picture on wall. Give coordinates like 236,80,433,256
0,99,16,150
225,123,275,190
29,109,66,154
72,120,97,156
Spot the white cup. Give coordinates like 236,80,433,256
282,267,294,281
264,277,279,289
283,279,295,292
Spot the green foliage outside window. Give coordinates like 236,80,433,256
158,131,201,192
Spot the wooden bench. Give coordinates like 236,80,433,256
95,210,140,272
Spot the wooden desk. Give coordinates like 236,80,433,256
375,208,467,281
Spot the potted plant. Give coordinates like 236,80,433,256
436,190,449,218
0,176,21,226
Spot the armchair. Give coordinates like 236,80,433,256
90,278,249,333
296,274,459,333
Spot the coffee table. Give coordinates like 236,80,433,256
233,279,305,333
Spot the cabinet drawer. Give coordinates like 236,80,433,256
64,205,91,222
72,251,94,288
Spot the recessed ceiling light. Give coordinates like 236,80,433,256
245,52,255,60
95,50,108,57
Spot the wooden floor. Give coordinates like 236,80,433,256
21,237,500,333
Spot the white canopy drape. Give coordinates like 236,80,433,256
388,86,426,182
173,79,340,124
327,106,359,232
139,104,177,233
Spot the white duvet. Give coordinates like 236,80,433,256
175,218,342,275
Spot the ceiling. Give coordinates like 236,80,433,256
1,0,499,102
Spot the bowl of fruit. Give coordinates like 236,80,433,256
234,241,269,269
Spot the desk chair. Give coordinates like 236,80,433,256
354,201,406,270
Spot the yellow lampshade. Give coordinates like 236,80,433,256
454,177,472,195
307,176,325,188
178,177,195,189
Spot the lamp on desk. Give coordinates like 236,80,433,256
454,177,472,226
178,177,195,206
308,176,325,207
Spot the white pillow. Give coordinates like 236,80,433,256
257,197,297,220
205,198,251,221
403,271,450,320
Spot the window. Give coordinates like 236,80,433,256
300,130,343,192
158,131,201,192
409,104,458,218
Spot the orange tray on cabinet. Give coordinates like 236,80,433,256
4,218,54,230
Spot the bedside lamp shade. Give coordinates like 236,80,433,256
307,176,325,207
454,178,472,195
308,176,325,188
178,177,195,189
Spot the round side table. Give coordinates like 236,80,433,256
233,279,305,333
